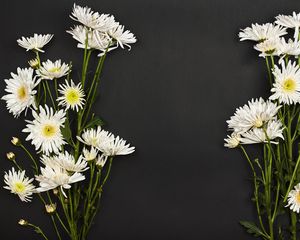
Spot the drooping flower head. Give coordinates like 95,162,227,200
270,61,300,104
3,168,36,202
17,34,53,52
23,105,66,155
2,67,38,118
37,60,70,80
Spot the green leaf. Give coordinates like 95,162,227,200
61,117,72,144
240,221,264,237
84,116,105,129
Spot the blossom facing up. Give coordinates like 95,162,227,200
57,79,85,111
17,34,53,52
2,68,37,118
238,23,287,42
270,61,300,104
22,105,66,155
3,168,36,202
77,126,113,148
37,60,70,80
226,98,281,134
286,183,300,213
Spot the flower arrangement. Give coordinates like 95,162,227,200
225,12,300,240
2,4,136,240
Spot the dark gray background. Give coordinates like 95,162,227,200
0,0,299,239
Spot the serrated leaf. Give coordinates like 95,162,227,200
240,221,264,237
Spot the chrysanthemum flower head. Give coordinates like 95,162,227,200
17,34,53,52
277,38,300,57
286,183,300,213
77,126,113,147
37,60,70,80
3,168,36,202
82,147,98,161
270,61,300,104
276,12,300,39
108,23,137,50
22,105,66,155
224,133,241,148
254,38,280,58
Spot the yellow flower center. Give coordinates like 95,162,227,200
283,78,296,92
65,89,80,105
42,124,57,138
14,182,26,193
254,118,263,128
296,192,300,204
17,86,28,100
49,67,61,73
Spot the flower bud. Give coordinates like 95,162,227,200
45,203,56,214
18,219,28,226
53,188,59,195
6,152,16,161
28,58,39,69
11,137,21,146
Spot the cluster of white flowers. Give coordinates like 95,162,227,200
67,4,137,56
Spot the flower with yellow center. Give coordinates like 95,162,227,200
2,67,38,118
3,167,36,202
254,38,280,58
270,61,300,104
37,59,70,80
22,105,66,155
57,79,85,112
286,183,300,213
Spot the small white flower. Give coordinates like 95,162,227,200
254,38,280,58
55,151,88,172
3,168,36,202
57,80,85,111
22,105,66,155
82,147,98,161
17,34,53,52
35,164,85,197
270,61,300,104
77,126,113,148
224,133,241,148
37,60,70,80
240,120,284,144
227,98,281,134
238,23,287,42
278,38,300,57
2,68,37,118
286,183,300,213
96,154,108,168
108,23,137,50
276,12,300,39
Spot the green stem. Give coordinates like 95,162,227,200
20,144,38,174
45,81,56,110
27,223,49,240
284,154,300,202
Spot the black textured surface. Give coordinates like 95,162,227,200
0,0,300,239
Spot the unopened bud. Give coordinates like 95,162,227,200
53,188,59,195
45,203,56,214
18,219,28,226
6,152,16,161
11,137,21,146
28,58,39,69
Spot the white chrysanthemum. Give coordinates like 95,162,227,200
70,4,117,31
56,152,88,172
96,154,108,168
35,164,85,197
286,183,300,213
224,133,241,148
67,25,112,53
108,23,137,50
97,134,135,157
57,80,85,111
278,38,300,57
254,38,280,57
37,60,70,80
22,105,66,155
77,126,113,147
3,168,36,202
238,23,287,42
2,68,37,118
227,98,281,134
240,120,284,144
270,61,300,104
82,147,98,161
276,12,300,39
17,34,53,52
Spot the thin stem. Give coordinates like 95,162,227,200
20,144,38,174
27,223,49,240
284,154,300,202
45,81,56,110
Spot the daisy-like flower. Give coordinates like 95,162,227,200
35,164,85,197
3,168,36,202
276,12,300,39
108,23,137,50
254,38,280,57
224,133,241,148
57,80,85,111
240,120,284,144
2,67,37,118
277,38,300,57
37,60,70,80
96,154,108,168
22,105,66,155
227,98,281,134
286,183,300,213
55,151,88,172
17,34,53,52
77,126,113,147
82,147,98,161
270,61,300,104
238,23,287,42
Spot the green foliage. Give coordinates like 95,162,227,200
240,221,265,237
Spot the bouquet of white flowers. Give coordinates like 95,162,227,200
225,12,300,240
2,4,136,240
